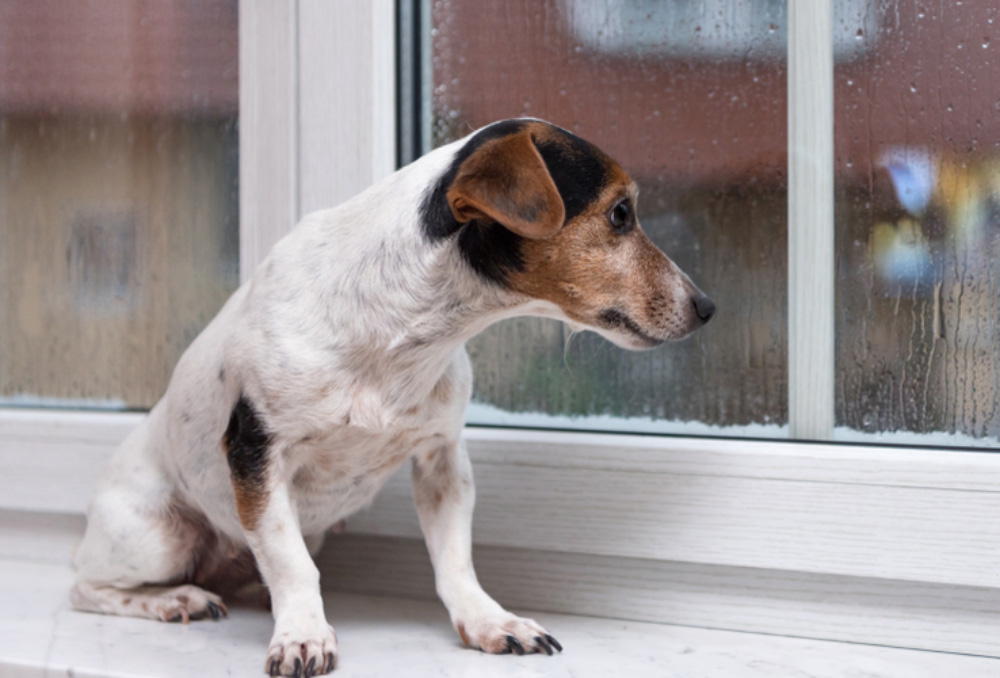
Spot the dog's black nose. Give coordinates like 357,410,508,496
693,294,716,324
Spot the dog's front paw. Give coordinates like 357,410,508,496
265,624,338,677
456,613,563,656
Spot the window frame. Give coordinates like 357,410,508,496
1,0,999,659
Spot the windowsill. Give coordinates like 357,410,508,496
4,411,1000,660
3,559,998,678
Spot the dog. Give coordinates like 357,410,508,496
70,118,715,676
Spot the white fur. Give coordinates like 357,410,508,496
71,125,583,675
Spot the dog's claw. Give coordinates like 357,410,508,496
545,634,563,652
206,601,221,620
506,635,525,655
267,638,335,677
535,636,554,656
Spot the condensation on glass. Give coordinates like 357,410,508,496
834,0,1000,446
431,0,788,435
0,0,239,409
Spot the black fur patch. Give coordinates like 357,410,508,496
456,219,525,286
532,132,610,223
223,396,271,494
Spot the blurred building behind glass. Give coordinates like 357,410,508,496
0,0,239,409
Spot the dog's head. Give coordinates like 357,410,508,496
422,119,714,349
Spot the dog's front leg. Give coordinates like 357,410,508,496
244,483,338,676
225,400,337,676
412,440,562,656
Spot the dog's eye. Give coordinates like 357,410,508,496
609,200,632,233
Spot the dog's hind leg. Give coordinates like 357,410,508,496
71,417,226,623
70,581,226,623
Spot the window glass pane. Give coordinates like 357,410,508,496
834,0,1000,446
0,0,239,410
430,0,788,436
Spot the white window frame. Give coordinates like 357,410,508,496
2,0,999,659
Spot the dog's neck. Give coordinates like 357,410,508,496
318,244,529,431
259,141,565,431
280,194,535,430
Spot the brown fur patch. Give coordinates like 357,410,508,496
229,463,269,532
447,130,565,240
457,623,470,647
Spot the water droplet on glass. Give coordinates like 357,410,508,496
910,82,917,93
855,28,864,40
982,37,990,48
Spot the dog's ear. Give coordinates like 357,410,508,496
446,131,565,240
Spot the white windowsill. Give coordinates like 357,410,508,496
3,559,999,678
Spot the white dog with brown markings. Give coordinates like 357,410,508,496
70,118,715,676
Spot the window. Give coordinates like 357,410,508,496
418,0,1000,449
834,0,1000,446
2,0,998,661
0,0,239,409
427,0,789,436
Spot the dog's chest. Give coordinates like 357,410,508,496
285,423,450,536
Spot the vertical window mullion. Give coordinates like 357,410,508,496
238,0,300,280
788,0,835,440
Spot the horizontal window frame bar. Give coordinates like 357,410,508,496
3,409,999,590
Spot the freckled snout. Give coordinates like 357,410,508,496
604,247,715,349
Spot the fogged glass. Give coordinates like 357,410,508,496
0,0,239,409
835,0,1000,446
431,0,788,435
